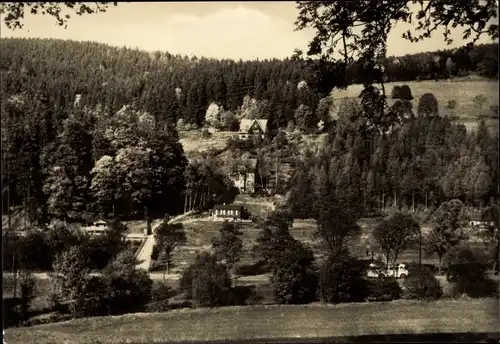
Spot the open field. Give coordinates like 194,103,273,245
5,299,498,344
333,79,499,133
179,130,235,154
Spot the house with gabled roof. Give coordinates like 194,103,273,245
238,119,268,140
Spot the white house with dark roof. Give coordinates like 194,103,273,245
238,119,268,140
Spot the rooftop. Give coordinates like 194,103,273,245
239,119,268,133
213,203,246,210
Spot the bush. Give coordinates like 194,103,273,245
271,241,318,305
417,93,439,117
391,85,402,99
392,100,413,119
201,127,212,138
81,275,109,316
402,266,442,300
151,280,174,301
399,85,413,100
180,252,232,308
3,297,22,328
144,300,171,313
103,251,153,314
231,285,260,306
446,100,458,110
366,278,402,302
106,269,153,314
235,261,271,276
447,247,497,298
319,251,366,304
17,271,36,320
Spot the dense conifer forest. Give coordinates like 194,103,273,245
1,38,498,224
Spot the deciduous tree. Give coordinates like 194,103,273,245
211,221,244,278
373,213,420,266
154,218,187,278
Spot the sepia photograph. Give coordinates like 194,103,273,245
1,1,499,343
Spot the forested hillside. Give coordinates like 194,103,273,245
288,107,499,218
1,38,498,225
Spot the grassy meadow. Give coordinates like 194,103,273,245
5,299,498,344
332,78,499,133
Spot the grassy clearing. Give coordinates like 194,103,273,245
179,130,235,154
332,79,499,133
6,299,498,344
157,216,485,275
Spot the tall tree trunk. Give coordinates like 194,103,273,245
393,187,397,208
425,191,428,210
189,189,193,212
184,190,188,214
208,182,211,206
163,256,169,280
12,255,17,299
7,185,11,229
275,156,279,195
193,190,198,210
412,192,415,212
23,197,27,230
363,187,367,211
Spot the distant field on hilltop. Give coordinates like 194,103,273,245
332,78,499,133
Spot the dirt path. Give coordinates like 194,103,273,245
135,211,196,271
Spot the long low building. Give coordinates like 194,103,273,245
210,203,250,221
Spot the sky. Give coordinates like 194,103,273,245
0,2,497,61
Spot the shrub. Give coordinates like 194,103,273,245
402,266,442,300
104,251,153,314
18,271,36,321
180,252,232,308
391,85,402,99
3,297,22,328
144,300,171,313
366,278,402,302
151,280,174,301
392,100,413,119
446,100,458,110
231,285,259,306
106,269,153,314
201,127,212,138
446,246,497,298
271,241,318,305
319,251,366,303
417,93,439,117
81,275,109,316
399,85,413,100
473,94,488,111
235,261,271,276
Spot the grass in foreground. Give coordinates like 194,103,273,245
5,299,498,344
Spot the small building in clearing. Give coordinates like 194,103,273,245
83,220,108,236
238,119,268,140
211,204,249,221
